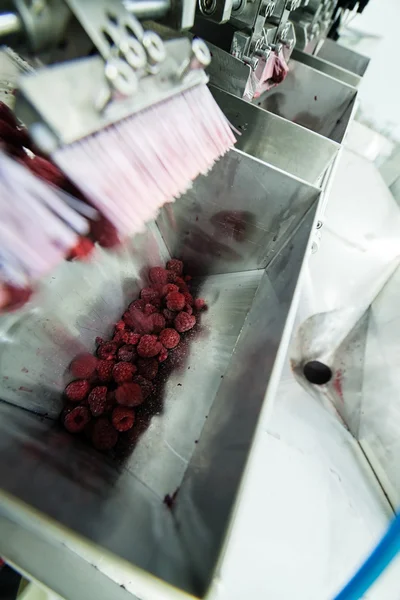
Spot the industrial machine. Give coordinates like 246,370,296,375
0,2,373,599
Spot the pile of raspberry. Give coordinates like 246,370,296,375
61,259,207,451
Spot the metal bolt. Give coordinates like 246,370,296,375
199,0,217,16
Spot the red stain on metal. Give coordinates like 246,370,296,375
21,367,29,373
333,370,343,402
18,386,33,392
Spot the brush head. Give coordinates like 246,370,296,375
16,37,235,241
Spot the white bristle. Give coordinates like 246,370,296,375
0,152,88,285
54,84,236,238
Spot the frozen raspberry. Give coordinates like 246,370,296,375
129,299,145,312
116,382,144,407
65,380,90,403
122,331,141,345
183,292,193,306
113,330,125,345
97,342,117,361
97,359,115,382
105,390,116,413
158,347,169,363
95,336,104,346
137,358,159,380
140,287,160,306
175,277,189,292
92,418,118,451
70,353,97,379
115,320,126,331
137,334,162,358
159,328,180,349
117,344,137,362
167,259,183,276
163,308,175,323
161,283,179,297
149,266,169,285
151,313,165,333
68,238,94,261
185,305,193,315
167,270,177,283
133,376,154,400
175,312,196,333
166,292,185,311
123,311,136,329
194,298,207,311
88,386,108,416
112,406,136,432
144,303,157,315
64,406,91,433
113,362,137,383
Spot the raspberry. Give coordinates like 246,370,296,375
113,330,125,345
112,406,135,432
133,376,154,400
64,406,91,433
95,336,104,346
167,259,183,276
97,359,115,382
113,362,137,383
97,342,117,360
185,305,193,315
194,298,207,311
105,390,116,413
149,267,168,285
159,328,180,349
88,386,108,416
123,311,136,329
183,292,193,306
144,303,157,315
117,344,137,362
175,277,189,293
161,284,178,297
116,382,144,407
175,312,196,333
68,237,94,261
92,418,118,451
122,331,141,345
151,313,165,333
163,308,175,323
115,320,126,331
129,299,145,312
167,270,178,283
70,353,97,379
137,358,159,380
137,334,162,358
65,380,90,403
166,292,185,311
140,287,160,306
158,347,168,363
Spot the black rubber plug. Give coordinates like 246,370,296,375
303,360,332,385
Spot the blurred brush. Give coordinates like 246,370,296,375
0,151,90,310
54,81,235,239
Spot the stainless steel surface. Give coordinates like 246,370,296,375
291,48,362,88
0,12,22,38
157,149,320,276
206,43,252,98
257,58,357,143
210,85,339,184
0,147,320,598
316,39,370,77
16,38,207,147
